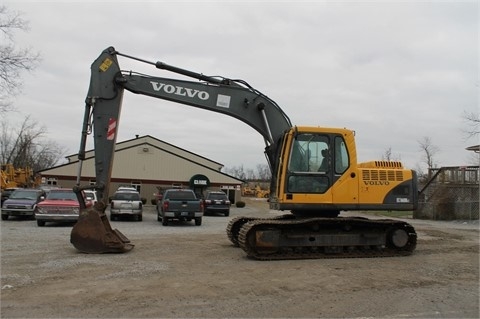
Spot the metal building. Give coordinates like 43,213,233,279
38,135,243,203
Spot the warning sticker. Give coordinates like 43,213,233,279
99,58,113,72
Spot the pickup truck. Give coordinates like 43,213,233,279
34,188,91,226
156,189,204,226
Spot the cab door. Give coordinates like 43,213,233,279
331,135,359,206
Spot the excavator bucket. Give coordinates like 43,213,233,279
70,202,134,253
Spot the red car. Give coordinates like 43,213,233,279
34,188,91,226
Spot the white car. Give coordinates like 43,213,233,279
117,186,137,192
109,190,143,221
84,190,98,205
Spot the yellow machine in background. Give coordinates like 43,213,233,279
254,185,269,198
242,185,270,198
1,164,37,190
241,186,256,197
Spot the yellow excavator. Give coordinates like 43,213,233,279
71,47,417,259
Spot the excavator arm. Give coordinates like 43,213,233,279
78,47,291,203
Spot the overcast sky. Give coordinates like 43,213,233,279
4,0,479,173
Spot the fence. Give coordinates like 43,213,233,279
415,166,479,220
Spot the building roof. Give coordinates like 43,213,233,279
65,135,223,170
40,135,243,184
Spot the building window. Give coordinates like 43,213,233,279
131,181,141,192
45,178,58,186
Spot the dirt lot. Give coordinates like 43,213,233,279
1,198,479,318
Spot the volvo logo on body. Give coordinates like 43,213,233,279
363,181,390,186
150,81,209,100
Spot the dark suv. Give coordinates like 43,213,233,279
203,191,231,216
2,188,45,220
1,188,19,206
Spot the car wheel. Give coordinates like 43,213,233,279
195,217,202,226
157,215,162,222
137,215,142,222
110,214,116,221
162,218,168,226
1,214,8,220
225,210,230,217
37,220,45,226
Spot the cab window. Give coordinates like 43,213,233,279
334,136,349,174
288,133,329,172
287,133,330,194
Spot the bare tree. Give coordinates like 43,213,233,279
224,163,272,181
224,165,246,180
245,168,255,180
418,136,439,178
256,163,271,181
0,5,41,112
381,146,401,162
0,116,65,172
462,110,480,139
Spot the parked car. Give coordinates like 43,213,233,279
117,186,137,192
203,191,231,216
1,188,46,220
157,188,203,226
1,187,19,205
110,190,143,221
34,188,88,226
84,190,98,205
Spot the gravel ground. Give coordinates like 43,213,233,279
1,198,479,318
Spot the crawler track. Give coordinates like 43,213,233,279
226,214,294,246
228,216,416,260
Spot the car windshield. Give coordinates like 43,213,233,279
46,191,77,200
9,190,39,200
208,193,227,200
167,191,196,200
85,193,96,200
113,192,140,201
3,189,18,196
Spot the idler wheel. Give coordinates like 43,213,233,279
389,228,409,248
